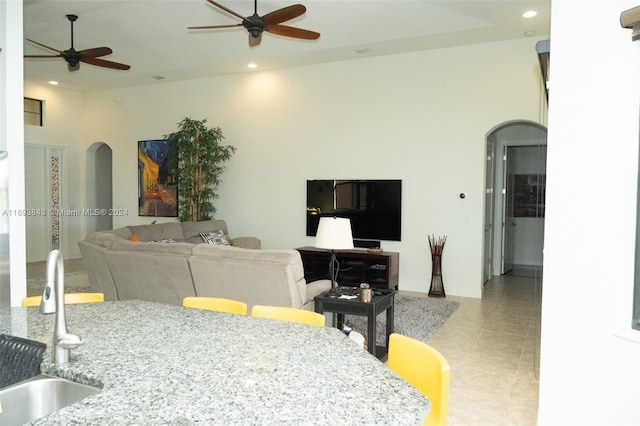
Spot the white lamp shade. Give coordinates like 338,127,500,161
314,217,354,250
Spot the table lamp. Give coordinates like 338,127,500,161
314,216,354,298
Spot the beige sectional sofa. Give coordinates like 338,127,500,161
78,220,330,310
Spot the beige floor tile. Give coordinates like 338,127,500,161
419,273,540,426
27,257,86,280
453,366,518,394
448,388,512,426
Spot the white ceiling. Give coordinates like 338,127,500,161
23,0,551,92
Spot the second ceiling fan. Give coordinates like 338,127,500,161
24,14,130,72
189,0,320,47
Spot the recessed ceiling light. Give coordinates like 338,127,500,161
248,63,258,69
48,80,58,85
523,10,537,18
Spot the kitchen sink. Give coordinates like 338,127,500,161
0,374,100,425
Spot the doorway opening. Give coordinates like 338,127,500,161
483,122,547,282
86,142,113,234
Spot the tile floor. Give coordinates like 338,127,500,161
26,257,86,281
401,273,541,426
26,257,88,296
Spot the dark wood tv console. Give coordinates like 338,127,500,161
296,246,399,290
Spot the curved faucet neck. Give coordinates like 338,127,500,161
39,249,82,364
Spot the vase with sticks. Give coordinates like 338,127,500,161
428,235,447,297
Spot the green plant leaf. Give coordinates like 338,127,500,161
165,117,236,222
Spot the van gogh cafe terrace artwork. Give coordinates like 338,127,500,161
138,139,178,217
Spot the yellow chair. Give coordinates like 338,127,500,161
388,333,450,426
21,292,105,307
250,305,326,327
182,296,248,315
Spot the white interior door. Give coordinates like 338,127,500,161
25,146,48,262
501,146,516,274
483,135,495,283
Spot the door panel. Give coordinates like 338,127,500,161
502,146,516,274
483,135,495,283
24,146,48,262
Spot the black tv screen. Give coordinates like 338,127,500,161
306,180,402,241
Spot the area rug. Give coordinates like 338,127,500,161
345,294,458,346
27,271,89,294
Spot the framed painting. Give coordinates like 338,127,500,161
138,139,178,217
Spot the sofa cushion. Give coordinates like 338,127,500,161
106,246,196,305
84,230,125,249
111,239,194,255
229,236,261,250
192,244,305,285
182,220,229,244
189,245,306,309
193,244,298,267
78,240,119,301
128,222,184,242
112,226,133,240
200,230,230,246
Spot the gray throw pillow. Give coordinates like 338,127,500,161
200,230,230,246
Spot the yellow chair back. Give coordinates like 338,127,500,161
251,305,325,327
182,296,248,315
388,333,450,426
22,292,105,307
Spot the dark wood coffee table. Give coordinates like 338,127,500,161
314,288,394,360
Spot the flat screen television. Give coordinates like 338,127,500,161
306,179,402,242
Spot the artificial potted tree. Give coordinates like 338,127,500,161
165,117,236,222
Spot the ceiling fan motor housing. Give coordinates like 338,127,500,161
63,49,80,67
243,14,265,38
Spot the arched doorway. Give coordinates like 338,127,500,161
86,142,113,233
483,121,547,283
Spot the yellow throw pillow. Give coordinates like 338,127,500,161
130,233,140,242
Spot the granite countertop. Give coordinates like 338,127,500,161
0,300,429,424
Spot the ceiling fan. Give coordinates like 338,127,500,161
188,0,320,47
24,14,131,72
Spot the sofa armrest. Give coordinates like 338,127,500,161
306,279,331,300
230,236,261,249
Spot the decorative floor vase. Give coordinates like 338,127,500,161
428,235,447,298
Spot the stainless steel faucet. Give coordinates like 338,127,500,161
40,249,83,364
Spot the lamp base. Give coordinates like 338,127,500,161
325,287,340,298
326,253,340,298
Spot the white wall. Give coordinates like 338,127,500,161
1,0,26,307
24,82,86,259
74,36,545,298
538,1,640,424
